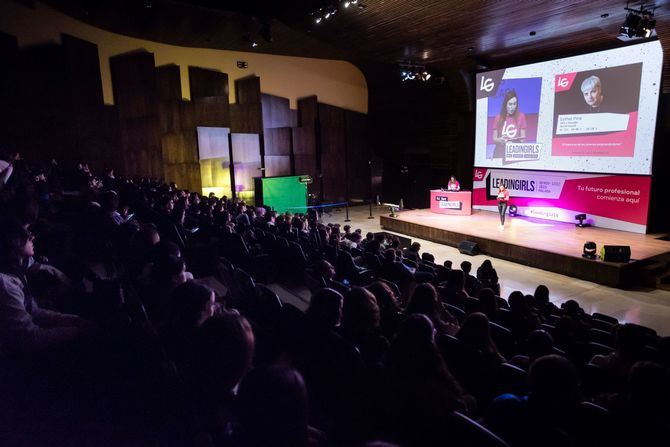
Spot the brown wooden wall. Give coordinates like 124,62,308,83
0,31,370,206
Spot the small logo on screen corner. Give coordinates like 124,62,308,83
480,76,494,92
474,170,485,180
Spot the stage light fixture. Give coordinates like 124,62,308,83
508,204,518,216
315,16,322,24
618,1,657,40
575,213,590,228
344,1,351,7
399,63,435,83
582,241,597,259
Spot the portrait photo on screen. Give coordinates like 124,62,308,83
486,78,542,164
552,63,643,158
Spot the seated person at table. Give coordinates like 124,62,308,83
447,175,461,191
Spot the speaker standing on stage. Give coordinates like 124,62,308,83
497,185,510,229
447,176,460,191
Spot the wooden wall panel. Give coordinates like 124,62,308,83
261,93,296,128
294,154,318,179
189,66,228,100
193,97,230,128
0,32,19,149
264,127,292,156
264,155,292,177
235,76,261,105
318,103,346,202
61,34,104,108
345,110,370,201
110,51,163,178
230,103,262,134
156,64,182,101
231,133,261,198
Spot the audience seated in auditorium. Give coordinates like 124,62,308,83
1,155,669,447
406,283,459,336
477,259,500,295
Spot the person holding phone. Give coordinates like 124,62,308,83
496,185,510,229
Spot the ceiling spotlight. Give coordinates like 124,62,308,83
243,34,259,48
618,1,657,40
325,12,331,19
344,1,351,7
315,16,322,24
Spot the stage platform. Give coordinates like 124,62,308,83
380,209,670,288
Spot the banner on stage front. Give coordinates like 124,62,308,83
472,168,651,233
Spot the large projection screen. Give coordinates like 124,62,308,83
474,40,662,175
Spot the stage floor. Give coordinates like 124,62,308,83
380,209,670,288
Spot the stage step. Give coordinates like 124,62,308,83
657,272,670,292
636,261,669,288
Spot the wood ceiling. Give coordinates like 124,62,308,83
45,0,670,75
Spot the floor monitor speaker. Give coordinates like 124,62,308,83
458,240,479,256
601,245,631,263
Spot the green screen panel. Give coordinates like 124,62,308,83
261,175,308,214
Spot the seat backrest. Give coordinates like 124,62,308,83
449,411,511,447
592,312,619,325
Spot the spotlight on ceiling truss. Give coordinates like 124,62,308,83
618,1,657,41
311,0,364,25
399,63,433,82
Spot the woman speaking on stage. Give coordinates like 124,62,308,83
497,185,510,229
492,89,526,160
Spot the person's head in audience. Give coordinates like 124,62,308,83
478,288,499,319
526,330,555,361
366,281,400,313
626,361,670,424
156,196,172,215
137,223,160,247
561,299,582,317
343,224,351,235
350,232,362,245
528,354,580,419
460,261,472,275
100,190,119,213
457,312,499,355
386,314,463,397
408,242,421,254
480,259,494,271
167,281,216,331
406,283,442,324
444,260,452,269
154,254,187,290
446,268,466,293
615,323,646,359
508,291,528,314
152,240,182,261
236,366,310,447
422,252,435,263
366,239,381,254
534,284,550,305
192,313,255,395
365,232,374,242
317,260,336,281
307,288,343,329
0,219,33,274
384,248,397,262
342,287,381,334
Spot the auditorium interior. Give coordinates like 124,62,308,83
2,1,670,446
